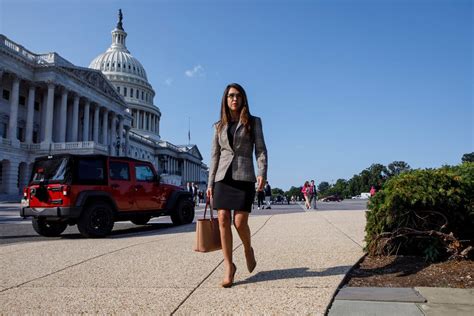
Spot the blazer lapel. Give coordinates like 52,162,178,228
221,123,232,150
233,120,243,147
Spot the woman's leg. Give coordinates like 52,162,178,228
234,211,257,272
218,209,234,282
234,211,251,251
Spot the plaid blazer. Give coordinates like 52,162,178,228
208,116,267,188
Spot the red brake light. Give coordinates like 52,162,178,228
62,185,71,196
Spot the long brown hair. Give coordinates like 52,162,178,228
217,83,252,134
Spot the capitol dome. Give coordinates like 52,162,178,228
89,10,161,140
89,49,148,81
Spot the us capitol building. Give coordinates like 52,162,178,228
0,10,208,199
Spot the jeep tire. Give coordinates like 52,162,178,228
77,202,114,238
131,215,151,225
32,218,67,237
171,199,195,225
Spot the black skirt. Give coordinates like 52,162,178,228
213,168,256,212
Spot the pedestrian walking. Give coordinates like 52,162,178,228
257,189,265,209
207,83,268,288
264,181,272,209
370,186,376,197
310,179,318,209
302,181,311,209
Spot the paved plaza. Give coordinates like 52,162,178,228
1,201,472,315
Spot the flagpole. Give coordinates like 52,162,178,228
188,116,191,145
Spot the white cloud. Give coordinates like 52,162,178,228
165,78,173,86
185,64,204,77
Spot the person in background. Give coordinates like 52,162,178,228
207,83,268,288
310,179,318,209
257,187,265,209
193,183,199,206
302,181,311,209
370,186,376,197
264,181,272,209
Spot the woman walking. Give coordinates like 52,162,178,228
207,83,268,288
302,181,311,209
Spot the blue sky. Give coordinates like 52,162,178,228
1,0,472,190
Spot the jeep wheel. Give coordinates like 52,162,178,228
171,199,195,225
32,218,67,237
131,215,151,225
77,202,114,238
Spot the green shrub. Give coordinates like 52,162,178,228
365,162,474,261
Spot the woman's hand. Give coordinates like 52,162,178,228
206,188,213,198
257,176,264,191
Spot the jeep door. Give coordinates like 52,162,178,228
108,160,134,210
133,163,160,210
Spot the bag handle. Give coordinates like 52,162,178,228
204,198,215,220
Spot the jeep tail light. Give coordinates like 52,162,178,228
23,187,29,198
62,185,71,196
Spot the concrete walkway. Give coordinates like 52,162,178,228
0,207,366,314
329,286,474,315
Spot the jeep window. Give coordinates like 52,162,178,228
135,165,154,182
31,157,70,184
109,161,130,181
76,158,106,184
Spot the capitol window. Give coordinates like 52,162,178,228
124,87,127,97
130,88,134,97
19,96,26,106
136,89,139,98
0,122,6,138
117,86,120,93
141,91,144,100
2,89,10,100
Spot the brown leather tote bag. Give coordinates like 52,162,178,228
194,200,222,252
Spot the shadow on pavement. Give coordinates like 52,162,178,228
108,222,196,239
0,222,196,244
235,265,353,285
349,256,430,278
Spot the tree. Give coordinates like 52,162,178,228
272,187,284,196
286,186,303,199
462,152,474,163
328,179,348,197
387,161,411,178
318,181,330,195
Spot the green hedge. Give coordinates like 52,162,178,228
365,162,474,261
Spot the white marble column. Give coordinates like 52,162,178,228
25,85,36,144
40,91,47,142
134,110,138,128
59,88,68,142
118,117,124,156
125,127,130,156
93,104,99,143
102,108,108,145
43,82,55,144
110,113,117,155
8,76,20,142
156,116,160,135
72,94,79,142
82,100,90,141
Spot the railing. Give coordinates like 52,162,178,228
52,141,108,151
1,137,12,146
158,140,182,152
1,34,72,66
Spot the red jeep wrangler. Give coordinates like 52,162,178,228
20,154,195,238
